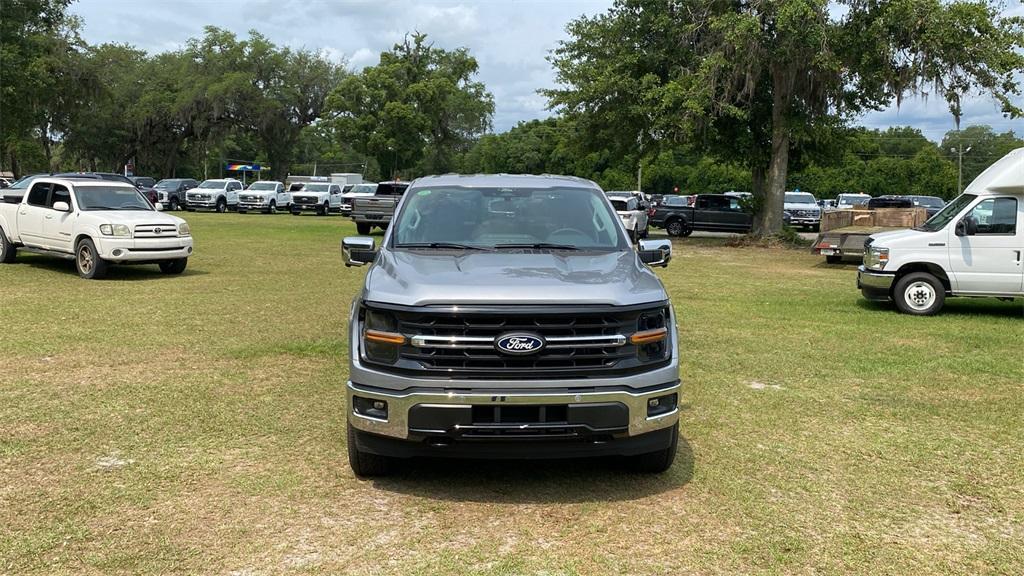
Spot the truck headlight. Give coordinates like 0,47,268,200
178,223,191,237
633,308,670,363
362,309,404,364
99,224,131,237
864,247,889,270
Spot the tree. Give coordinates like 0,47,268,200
547,0,1024,236
326,33,494,179
940,125,1024,188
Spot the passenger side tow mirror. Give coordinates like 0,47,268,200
52,201,70,212
342,236,377,267
637,238,672,268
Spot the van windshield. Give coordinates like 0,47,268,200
917,194,975,232
393,187,626,250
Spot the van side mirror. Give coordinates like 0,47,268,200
637,238,671,268
342,236,376,267
955,217,978,237
52,201,70,212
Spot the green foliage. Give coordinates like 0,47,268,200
326,33,493,180
940,125,1024,187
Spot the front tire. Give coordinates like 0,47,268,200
666,219,684,237
318,203,329,216
347,423,394,477
75,238,108,279
0,228,17,263
169,197,180,211
268,200,277,214
624,426,678,473
356,223,371,235
159,258,187,275
215,198,227,213
894,272,945,316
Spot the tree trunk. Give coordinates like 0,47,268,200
753,72,792,237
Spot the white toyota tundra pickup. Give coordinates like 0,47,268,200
858,147,1023,314
0,177,193,279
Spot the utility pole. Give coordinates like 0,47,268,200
951,145,972,193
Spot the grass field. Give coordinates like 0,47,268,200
2,212,1022,575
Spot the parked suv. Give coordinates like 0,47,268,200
155,178,199,211
186,179,243,212
340,174,679,476
858,148,1023,315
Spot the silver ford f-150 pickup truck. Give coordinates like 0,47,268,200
340,174,679,476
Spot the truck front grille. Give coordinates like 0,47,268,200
368,304,670,378
293,195,317,204
134,224,178,238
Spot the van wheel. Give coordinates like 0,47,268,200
894,272,945,316
356,223,371,235
159,258,187,275
215,198,227,213
0,228,17,263
76,238,108,279
623,426,678,473
347,423,394,477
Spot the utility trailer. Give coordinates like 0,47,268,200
813,207,928,264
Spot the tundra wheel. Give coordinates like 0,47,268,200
159,258,187,275
347,423,394,477
0,228,17,263
623,426,678,473
894,272,945,316
75,238,108,279
215,198,227,213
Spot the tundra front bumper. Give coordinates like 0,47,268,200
95,237,193,261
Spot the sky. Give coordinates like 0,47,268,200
70,0,1023,140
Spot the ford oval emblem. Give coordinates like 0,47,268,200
495,333,546,355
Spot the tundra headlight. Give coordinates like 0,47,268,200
178,223,191,237
99,224,131,237
864,246,889,270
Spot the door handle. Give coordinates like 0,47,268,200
44,214,53,220
1014,250,1022,264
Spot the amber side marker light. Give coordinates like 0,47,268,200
630,327,667,345
365,330,406,345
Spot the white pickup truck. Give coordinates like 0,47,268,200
290,182,344,216
858,147,1023,314
238,181,290,214
185,178,243,212
0,177,193,279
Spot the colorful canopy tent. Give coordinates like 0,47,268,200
225,162,269,185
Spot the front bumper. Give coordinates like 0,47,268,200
857,266,894,301
187,199,219,209
352,214,392,224
95,237,193,261
789,217,821,226
347,380,681,441
238,201,269,210
292,203,323,212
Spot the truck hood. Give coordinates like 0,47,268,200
365,249,668,306
868,228,941,247
84,210,185,227
784,202,820,211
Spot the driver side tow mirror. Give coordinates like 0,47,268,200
955,217,978,237
637,238,672,268
342,236,377,267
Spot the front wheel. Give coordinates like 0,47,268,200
356,223,371,235
215,198,227,213
268,200,277,214
168,197,180,211
347,423,394,477
318,203,329,216
623,426,678,473
894,272,945,316
0,228,17,263
159,258,187,275
76,238,108,279
629,227,638,244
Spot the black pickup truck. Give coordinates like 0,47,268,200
650,194,752,236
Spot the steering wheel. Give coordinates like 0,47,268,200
548,227,588,239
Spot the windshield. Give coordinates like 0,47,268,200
247,182,277,191
837,194,870,205
198,180,226,189
918,194,975,232
7,175,43,190
393,186,626,250
77,186,153,211
911,196,945,208
785,193,817,204
349,184,377,194
304,183,330,192
155,179,182,190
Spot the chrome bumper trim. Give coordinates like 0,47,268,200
857,266,895,290
347,380,681,440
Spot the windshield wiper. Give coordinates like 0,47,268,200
397,242,493,251
493,243,580,250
